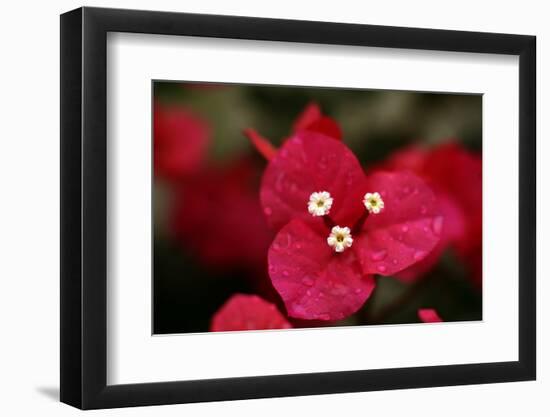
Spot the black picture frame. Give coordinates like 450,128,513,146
60,6,536,410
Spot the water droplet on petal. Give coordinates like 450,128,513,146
414,251,427,261
392,259,398,265
294,242,302,250
282,270,290,277
377,265,387,273
306,289,311,296
354,288,362,294
401,225,409,233
370,250,388,261
403,186,411,194
319,313,331,321
331,284,348,296
275,174,285,192
346,173,354,186
302,277,314,286
273,242,281,250
280,234,291,248
268,265,276,274
432,216,444,236
264,207,272,216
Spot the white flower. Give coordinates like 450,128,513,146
363,192,385,214
327,226,353,253
308,191,333,217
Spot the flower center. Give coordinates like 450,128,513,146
306,190,384,253
327,226,353,253
363,192,385,214
308,191,333,217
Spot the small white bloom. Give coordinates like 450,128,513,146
308,191,333,217
363,192,385,214
327,226,353,253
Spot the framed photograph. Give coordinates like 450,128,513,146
60,6,536,409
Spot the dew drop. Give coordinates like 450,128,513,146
414,251,427,261
319,314,331,321
264,207,273,216
268,265,276,274
282,270,290,277
279,233,291,249
346,172,354,186
317,156,328,170
306,290,312,296
401,225,409,233
370,249,388,261
392,259,398,265
273,242,281,250
331,284,348,296
402,186,411,194
377,265,387,273
354,288,363,294
432,216,444,236
294,242,302,250
275,173,285,193
302,276,314,286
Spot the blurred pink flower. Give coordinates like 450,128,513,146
171,158,273,272
381,143,482,287
261,131,442,321
154,103,210,180
418,308,443,323
210,294,292,332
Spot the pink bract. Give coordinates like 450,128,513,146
153,103,210,181
244,102,341,162
210,294,292,332
263,133,442,320
381,143,482,286
418,308,443,323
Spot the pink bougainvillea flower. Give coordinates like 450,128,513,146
244,102,341,161
210,294,292,332
423,143,482,258
154,103,210,180
418,308,443,323
261,132,442,321
171,158,273,271
381,143,482,286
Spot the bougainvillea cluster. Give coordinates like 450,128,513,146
248,117,443,321
154,95,481,333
